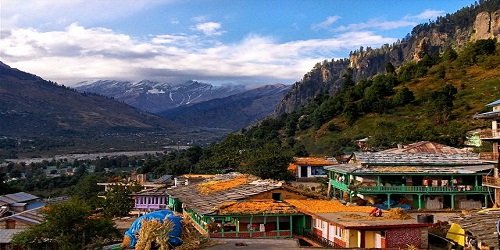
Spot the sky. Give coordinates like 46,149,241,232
0,0,476,86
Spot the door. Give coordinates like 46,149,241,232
300,166,308,178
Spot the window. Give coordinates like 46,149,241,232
311,166,327,176
272,192,282,201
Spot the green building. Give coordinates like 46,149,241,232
326,142,494,210
166,174,309,239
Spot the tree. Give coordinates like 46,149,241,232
11,199,120,250
102,184,136,217
71,174,105,208
392,87,415,106
239,143,293,181
385,62,396,75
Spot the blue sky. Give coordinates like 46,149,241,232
0,0,476,85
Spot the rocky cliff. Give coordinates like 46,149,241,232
275,3,500,114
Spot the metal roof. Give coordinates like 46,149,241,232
0,207,44,225
154,174,173,184
473,110,500,119
0,192,39,205
132,188,169,196
486,99,500,107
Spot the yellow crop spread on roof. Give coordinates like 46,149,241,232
197,175,251,194
286,199,373,213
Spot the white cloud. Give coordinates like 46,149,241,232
0,23,397,84
194,22,225,36
405,9,445,21
334,19,416,32
311,16,341,31
0,0,175,30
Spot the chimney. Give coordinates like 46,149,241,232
174,178,178,187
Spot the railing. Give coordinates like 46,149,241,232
331,180,350,191
479,129,500,139
356,185,489,193
302,230,344,248
479,152,499,161
483,176,500,187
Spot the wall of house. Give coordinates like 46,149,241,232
364,231,376,248
348,229,359,248
0,219,31,229
386,228,422,248
248,190,307,200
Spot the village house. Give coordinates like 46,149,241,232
288,157,338,180
287,199,430,249
446,210,500,249
166,173,311,239
130,174,214,214
326,141,493,210
476,99,500,205
0,193,45,250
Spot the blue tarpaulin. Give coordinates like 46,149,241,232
124,210,183,247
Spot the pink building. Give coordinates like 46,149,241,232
131,188,168,212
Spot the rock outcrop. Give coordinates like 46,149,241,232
275,6,500,114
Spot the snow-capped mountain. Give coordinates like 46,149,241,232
75,80,246,113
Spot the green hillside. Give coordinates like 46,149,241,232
139,39,500,180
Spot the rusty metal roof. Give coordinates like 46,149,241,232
381,141,471,154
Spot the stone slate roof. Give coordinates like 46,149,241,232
325,164,494,175
167,174,282,215
353,152,486,166
449,211,500,249
381,141,471,154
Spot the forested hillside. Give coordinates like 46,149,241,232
141,0,500,180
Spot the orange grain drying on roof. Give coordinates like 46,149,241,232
286,199,373,214
294,157,336,166
197,175,251,194
218,200,297,215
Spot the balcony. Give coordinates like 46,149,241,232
479,152,499,162
355,185,489,194
479,129,500,140
483,176,500,188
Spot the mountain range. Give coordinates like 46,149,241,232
75,80,246,113
160,84,290,130
0,62,177,137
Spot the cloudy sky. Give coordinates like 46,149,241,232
0,0,475,85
